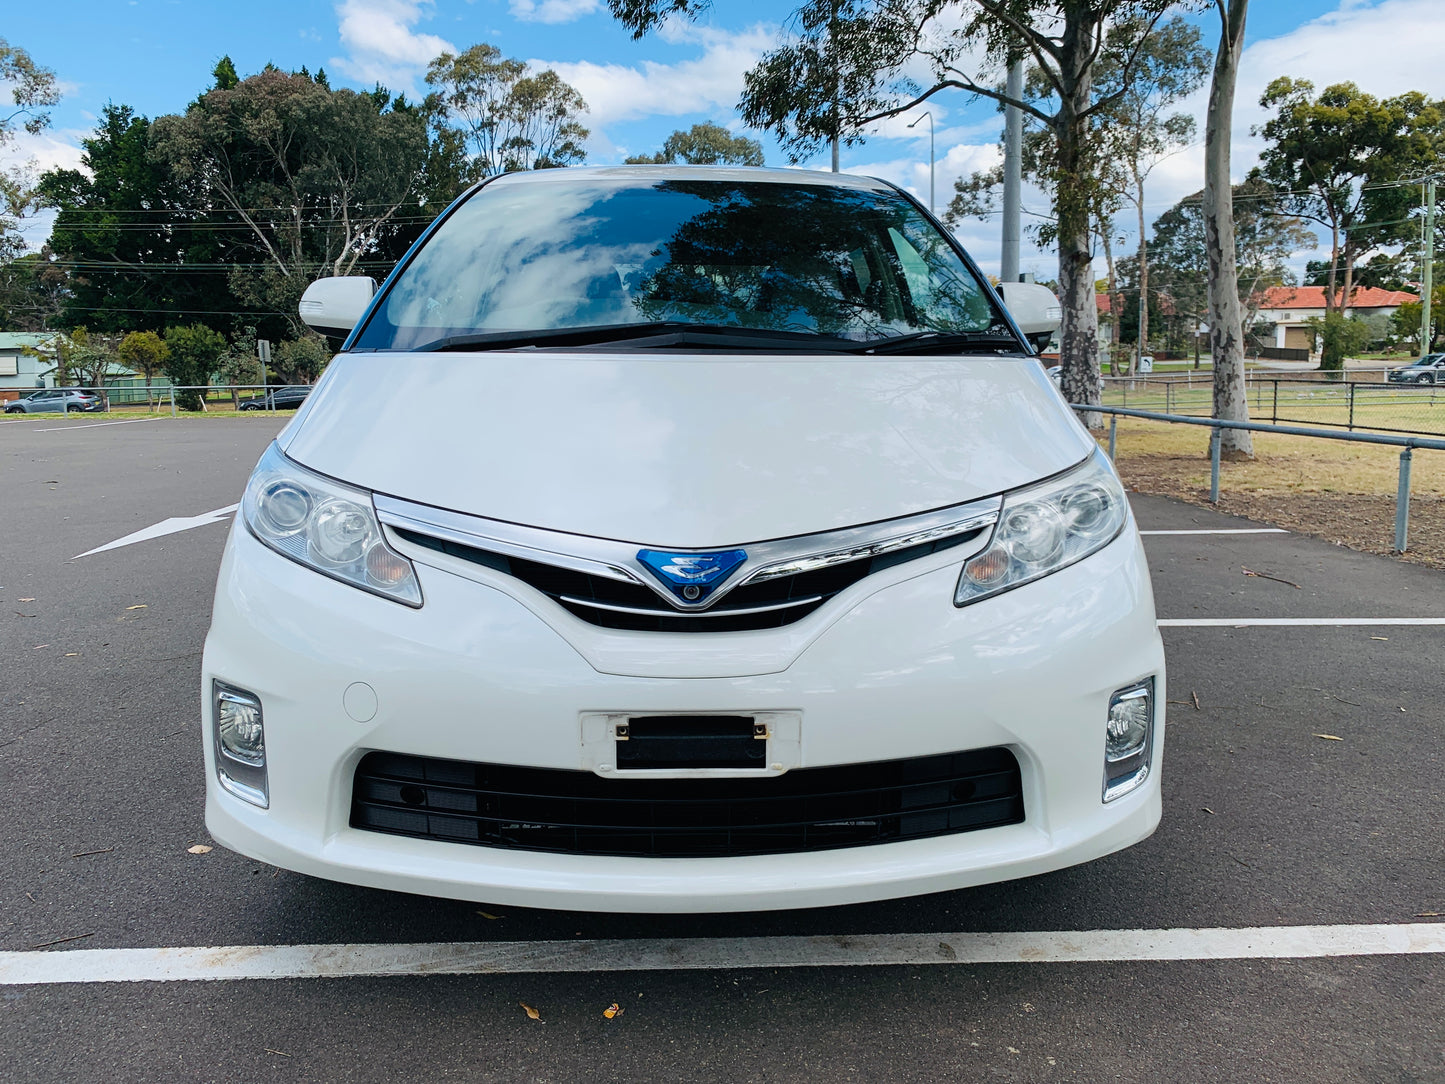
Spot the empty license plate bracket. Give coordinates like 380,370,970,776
580,711,801,778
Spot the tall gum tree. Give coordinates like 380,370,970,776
1255,79,1438,319
609,0,1178,427
1204,0,1251,457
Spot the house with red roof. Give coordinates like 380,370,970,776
1254,286,1417,355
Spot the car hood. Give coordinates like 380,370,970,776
280,351,1094,547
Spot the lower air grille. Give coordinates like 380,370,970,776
350,747,1024,858
393,526,982,633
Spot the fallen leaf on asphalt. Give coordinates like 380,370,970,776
1312,734,1343,741
603,1003,623,1019
126,604,147,610
1371,636,1388,641
187,844,213,854
520,1002,542,1021
64,653,79,657
18,598,35,602
1416,912,1442,917
1191,691,1200,710
265,1049,292,1058
1203,807,1216,815
477,911,505,920
32,644,48,649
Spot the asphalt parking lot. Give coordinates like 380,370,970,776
1,416,1442,1083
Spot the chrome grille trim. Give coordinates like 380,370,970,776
559,593,825,618
376,492,1001,612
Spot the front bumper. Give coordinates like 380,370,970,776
202,520,1165,912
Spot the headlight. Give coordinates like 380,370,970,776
241,442,423,607
955,450,1127,606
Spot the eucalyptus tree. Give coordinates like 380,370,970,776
1,39,60,290
610,0,1180,424
1203,0,1251,454
150,68,431,337
625,122,765,165
1255,79,1439,316
1092,16,1210,364
425,44,590,176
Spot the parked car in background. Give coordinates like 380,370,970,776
4,388,104,414
239,385,312,411
1387,354,1445,384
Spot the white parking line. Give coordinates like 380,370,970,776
1140,529,1289,536
72,504,239,559
2,922,1441,985
1159,618,1445,627
31,417,163,433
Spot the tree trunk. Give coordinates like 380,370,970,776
1100,227,1124,375
1055,19,1102,428
1325,220,1340,315
1205,0,1253,457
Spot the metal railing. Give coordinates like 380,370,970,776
1079,404,1445,553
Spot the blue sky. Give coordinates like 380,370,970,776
7,0,1445,278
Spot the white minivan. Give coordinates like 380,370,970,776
203,166,1164,912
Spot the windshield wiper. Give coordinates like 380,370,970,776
414,323,860,353
856,329,1025,355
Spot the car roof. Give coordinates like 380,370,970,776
481,164,898,195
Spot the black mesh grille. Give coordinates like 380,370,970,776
393,526,982,632
350,747,1024,858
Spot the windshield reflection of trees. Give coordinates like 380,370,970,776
629,181,990,339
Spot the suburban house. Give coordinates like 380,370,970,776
1254,285,1418,355
0,332,66,401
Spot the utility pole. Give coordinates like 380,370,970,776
1000,59,1024,283
830,0,841,172
1422,176,1436,355
908,111,934,215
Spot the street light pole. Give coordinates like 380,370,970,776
1422,176,1436,355
907,110,934,216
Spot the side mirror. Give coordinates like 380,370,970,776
299,276,377,338
997,282,1063,338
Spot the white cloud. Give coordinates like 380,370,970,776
331,0,456,91
541,24,774,128
510,0,599,24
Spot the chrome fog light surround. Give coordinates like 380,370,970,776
1103,679,1154,802
213,681,269,808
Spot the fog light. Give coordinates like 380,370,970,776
1103,679,1154,802
213,681,268,807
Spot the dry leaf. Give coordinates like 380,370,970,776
64,653,79,657
33,644,49,649
520,1002,542,1021
18,597,35,602
1312,734,1343,741
477,911,504,920
603,1003,623,1019
126,604,147,610
1416,912,1443,917
1370,636,1388,641
1202,807,1216,815
187,844,213,854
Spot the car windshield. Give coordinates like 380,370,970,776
353,175,1008,352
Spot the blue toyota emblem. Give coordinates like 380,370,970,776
637,548,747,604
